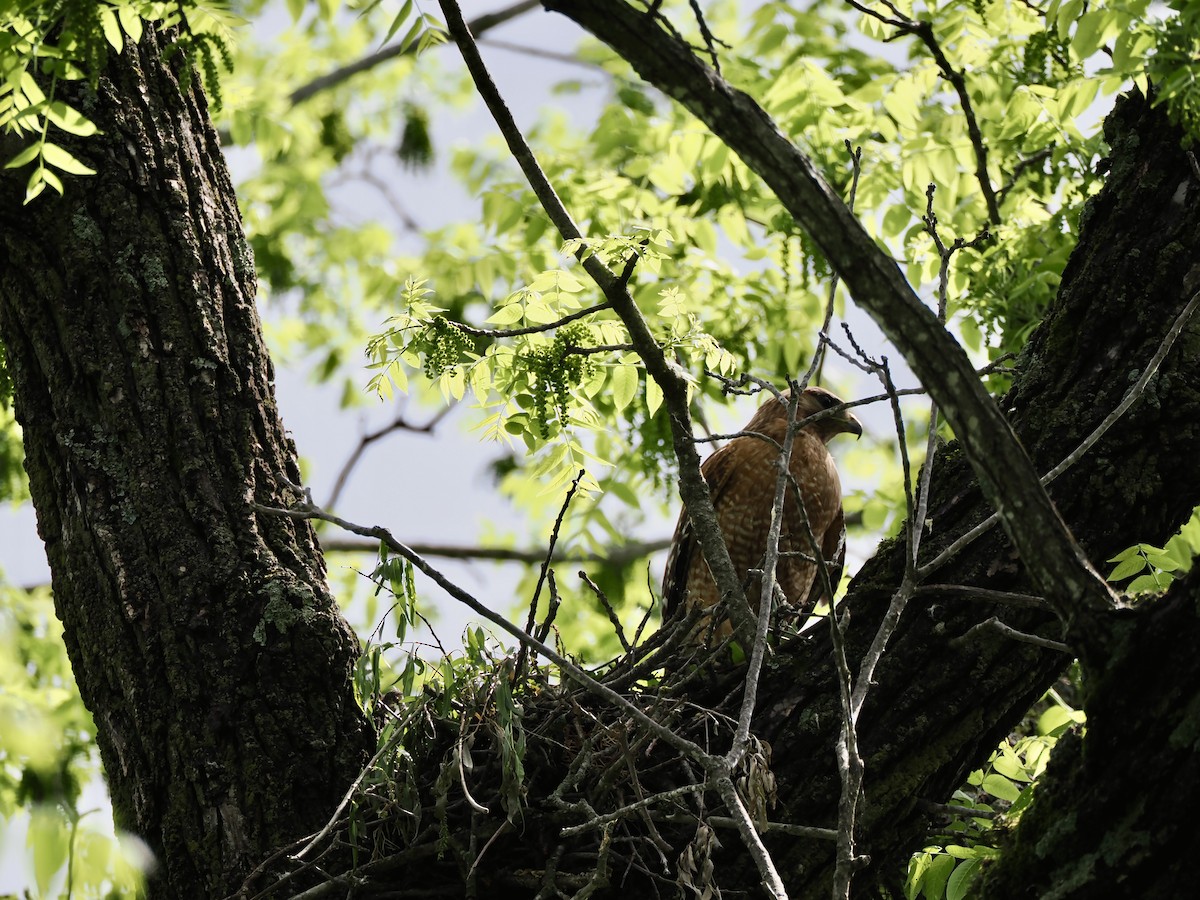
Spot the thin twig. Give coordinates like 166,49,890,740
727,387,804,771
451,300,614,339
712,776,789,900
997,146,1054,204
840,6,999,220
827,352,917,899
289,704,418,863
658,813,838,841
919,800,1001,821
536,569,563,644
949,616,1072,654
812,140,863,384
465,820,512,884
479,37,607,70
518,470,586,679
580,571,632,652
914,584,1049,611
321,536,671,565
437,0,756,644
326,405,452,509
457,727,490,815
255,497,712,763
289,1,542,104
558,782,704,837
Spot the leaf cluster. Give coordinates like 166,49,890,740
1,1,237,201
1105,505,1200,594
905,677,1086,899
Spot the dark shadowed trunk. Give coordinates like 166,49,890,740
735,89,1200,897
0,30,373,898
979,567,1200,898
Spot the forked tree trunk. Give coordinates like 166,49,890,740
736,89,1200,898
0,30,373,898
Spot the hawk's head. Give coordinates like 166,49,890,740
751,386,862,443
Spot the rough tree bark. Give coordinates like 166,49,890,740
0,30,374,898
977,95,1200,898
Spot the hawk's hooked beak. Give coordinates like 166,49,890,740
836,408,863,439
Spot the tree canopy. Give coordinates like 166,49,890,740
2,1,1200,898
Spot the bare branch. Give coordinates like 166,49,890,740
908,22,1001,223
518,470,587,679
919,287,1200,579
919,800,1001,821
580,571,632,652
256,495,713,763
812,140,863,384
727,388,804,771
289,1,542,105
450,300,614,339
326,405,452,509
712,776,789,900
319,536,671,565
439,0,757,644
479,37,607,70
998,146,1055,204
558,782,704,837
950,616,1072,654
914,584,1050,611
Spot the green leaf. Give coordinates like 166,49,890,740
1072,9,1117,60
486,304,524,325
24,169,48,203
645,375,663,417
46,101,98,137
1106,553,1146,582
41,167,63,195
992,753,1032,782
906,851,932,900
383,0,416,46
29,808,68,896
1127,572,1169,594
981,773,1022,802
609,364,638,413
118,5,144,43
40,143,96,176
921,853,956,899
1038,704,1080,735
4,142,41,169
946,858,981,900
99,6,123,52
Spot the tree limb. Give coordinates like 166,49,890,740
289,1,542,105
437,0,758,645
544,0,1114,631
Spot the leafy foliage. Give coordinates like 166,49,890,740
1106,505,1200,594
905,677,1087,899
0,1,238,202
0,583,149,896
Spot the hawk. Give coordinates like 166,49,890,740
661,386,862,642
